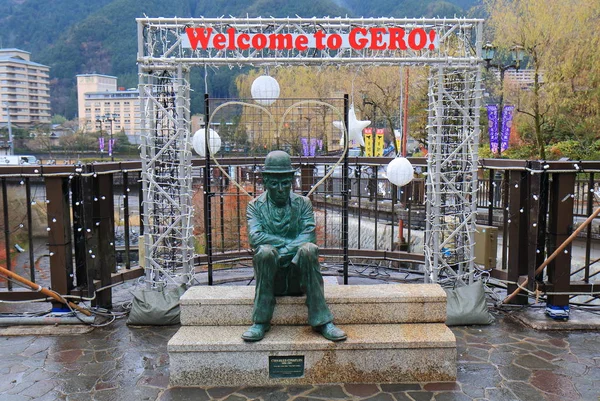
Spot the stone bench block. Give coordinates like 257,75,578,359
180,284,447,326
168,323,456,386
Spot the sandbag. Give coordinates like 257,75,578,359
444,280,494,326
127,285,186,326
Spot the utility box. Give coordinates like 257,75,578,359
474,225,498,270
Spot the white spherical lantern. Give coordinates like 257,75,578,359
192,128,221,157
386,157,414,187
251,75,280,106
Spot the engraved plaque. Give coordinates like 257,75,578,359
269,355,305,378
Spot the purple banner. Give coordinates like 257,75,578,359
487,104,499,154
309,138,317,157
99,137,105,152
108,138,116,155
301,138,318,156
301,137,309,156
500,105,514,153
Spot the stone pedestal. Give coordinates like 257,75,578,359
168,284,456,386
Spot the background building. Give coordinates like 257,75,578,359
0,49,51,127
77,74,141,144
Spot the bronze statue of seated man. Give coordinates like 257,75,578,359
242,150,347,342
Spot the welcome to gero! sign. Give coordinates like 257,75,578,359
183,27,437,52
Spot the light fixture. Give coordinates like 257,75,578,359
251,75,280,106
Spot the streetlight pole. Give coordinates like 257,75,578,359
96,113,119,161
95,115,105,159
3,103,13,156
362,97,377,156
482,43,524,158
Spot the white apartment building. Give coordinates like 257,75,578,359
0,49,51,127
77,74,140,144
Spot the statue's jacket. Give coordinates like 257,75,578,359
247,192,319,296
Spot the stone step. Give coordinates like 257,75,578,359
169,323,456,386
180,283,447,326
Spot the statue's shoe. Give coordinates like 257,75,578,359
316,322,347,342
241,323,271,341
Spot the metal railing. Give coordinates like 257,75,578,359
0,157,599,308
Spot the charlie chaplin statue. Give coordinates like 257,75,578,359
242,150,347,342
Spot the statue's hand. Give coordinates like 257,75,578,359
278,245,295,259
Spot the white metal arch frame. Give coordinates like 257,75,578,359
137,17,484,286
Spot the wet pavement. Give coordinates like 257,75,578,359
0,305,599,401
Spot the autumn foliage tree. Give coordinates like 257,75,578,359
486,0,600,160
235,66,429,154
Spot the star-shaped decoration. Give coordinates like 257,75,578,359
333,104,371,148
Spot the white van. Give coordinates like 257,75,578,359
0,155,38,165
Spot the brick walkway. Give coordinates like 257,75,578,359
1,308,599,400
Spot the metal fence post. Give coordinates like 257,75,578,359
547,171,575,307
45,177,74,309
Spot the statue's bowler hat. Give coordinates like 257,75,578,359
262,150,296,174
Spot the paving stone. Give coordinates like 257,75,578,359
306,385,349,399
513,354,556,369
554,359,589,376
34,390,64,401
423,382,460,392
571,375,600,401
93,385,161,401
261,390,293,401
488,351,516,367
138,372,169,388
284,385,313,396
3,292,600,401
484,387,518,401
65,393,93,401
206,386,241,399
389,393,412,401
344,383,380,397
0,395,34,401
54,375,99,394
159,387,212,401
433,393,472,401
462,347,490,361
21,368,53,382
547,338,568,348
380,384,421,392
362,393,395,401
532,350,555,361
19,379,59,398
237,386,284,399
457,363,501,398
504,382,547,401
405,391,434,401
506,342,537,351
535,345,566,356
530,371,579,399
498,363,531,381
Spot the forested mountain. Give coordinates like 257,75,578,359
0,0,479,119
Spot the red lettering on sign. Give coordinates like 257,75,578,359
252,34,267,49
327,34,342,50
268,34,293,50
185,27,212,50
296,35,309,51
349,27,368,49
238,33,250,50
227,28,236,50
388,28,407,50
213,33,226,50
429,30,436,50
408,28,427,51
315,31,326,50
369,28,386,50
